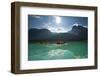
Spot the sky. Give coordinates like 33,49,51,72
28,15,88,33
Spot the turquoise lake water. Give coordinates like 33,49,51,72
28,41,88,61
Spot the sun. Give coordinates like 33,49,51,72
47,16,68,33
56,16,61,24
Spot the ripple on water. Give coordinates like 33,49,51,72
47,49,75,59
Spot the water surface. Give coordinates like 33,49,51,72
28,41,88,60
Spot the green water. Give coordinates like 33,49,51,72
28,41,88,61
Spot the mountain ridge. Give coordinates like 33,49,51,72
28,25,87,42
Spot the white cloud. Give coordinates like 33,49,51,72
42,22,70,33
47,23,68,33
31,15,41,19
83,26,87,28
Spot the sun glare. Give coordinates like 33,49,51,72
47,16,68,33
56,16,61,24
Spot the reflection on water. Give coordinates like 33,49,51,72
48,49,75,59
48,49,67,57
28,41,88,61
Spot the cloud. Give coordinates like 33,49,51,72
42,22,52,28
83,26,87,28
43,22,68,33
31,15,41,19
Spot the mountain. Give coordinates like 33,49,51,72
28,28,52,41
28,25,87,42
68,26,87,40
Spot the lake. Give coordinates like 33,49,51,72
28,41,88,61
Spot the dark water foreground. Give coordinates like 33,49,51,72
28,41,88,61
